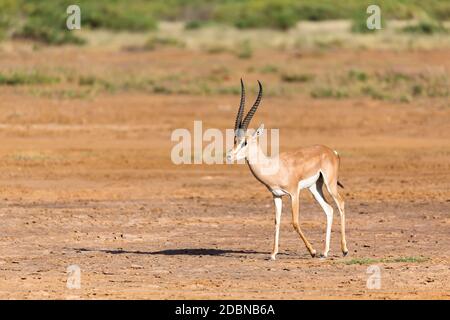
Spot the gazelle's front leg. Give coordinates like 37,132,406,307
270,196,282,260
291,193,316,257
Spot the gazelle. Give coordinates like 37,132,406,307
226,79,348,259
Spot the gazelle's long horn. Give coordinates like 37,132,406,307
234,78,246,134
240,80,262,131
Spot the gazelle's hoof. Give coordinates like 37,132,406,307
342,250,349,257
269,254,277,261
319,252,328,258
310,249,317,258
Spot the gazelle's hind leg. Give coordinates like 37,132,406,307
323,174,348,256
309,178,333,258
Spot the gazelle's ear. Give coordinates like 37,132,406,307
253,124,265,138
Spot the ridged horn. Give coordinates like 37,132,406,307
240,80,262,131
234,78,246,134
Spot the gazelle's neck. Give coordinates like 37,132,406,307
245,139,280,180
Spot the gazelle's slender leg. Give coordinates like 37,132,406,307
324,178,348,256
290,193,316,257
332,191,348,256
270,196,282,260
309,180,333,258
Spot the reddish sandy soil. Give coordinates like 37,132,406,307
0,44,449,299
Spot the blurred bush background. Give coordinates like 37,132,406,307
0,0,449,44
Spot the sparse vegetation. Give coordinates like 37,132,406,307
0,72,60,85
311,87,349,99
259,65,279,74
185,20,212,30
144,36,186,50
402,19,448,34
235,40,253,59
344,256,428,265
203,44,230,55
1,66,447,103
309,70,449,102
348,69,369,82
281,73,315,83
361,85,388,100
1,0,450,44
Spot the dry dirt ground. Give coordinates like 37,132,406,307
0,43,449,299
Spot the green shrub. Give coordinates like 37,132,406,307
348,69,369,82
185,20,210,30
1,0,450,41
18,20,85,45
402,19,448,34
80,1,157,31
233,4,298,30
14,1,85,45
351,12,385,33
281,73,314,83
0,0,19,40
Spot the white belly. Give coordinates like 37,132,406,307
271,189,288,197
270,172,320,197
298,172,320,190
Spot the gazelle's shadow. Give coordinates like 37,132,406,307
72,247,267,257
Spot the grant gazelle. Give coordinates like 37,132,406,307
227,80,348,259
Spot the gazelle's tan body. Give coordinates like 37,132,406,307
248,145,340,195
227,80,348,259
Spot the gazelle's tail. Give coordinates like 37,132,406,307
333,150,344,188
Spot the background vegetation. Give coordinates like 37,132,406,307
0,0,450,43
0,0,448,105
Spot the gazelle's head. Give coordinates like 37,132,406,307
226,79,264,162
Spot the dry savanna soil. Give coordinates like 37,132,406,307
0,37,449,299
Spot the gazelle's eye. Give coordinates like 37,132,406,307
244,141,247,146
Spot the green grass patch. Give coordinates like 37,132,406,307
8,151,62,165
281,72,315,83
203,45,230,55
309,70,449,102
310,87,348,99
360,85,389,100
348,69,369,82
259,64,279,74
344,256,429,265
0,72,60,85
144,36,185,50
184,20,215,30
234,40,253,59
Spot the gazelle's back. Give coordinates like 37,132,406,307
279,145,339,184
